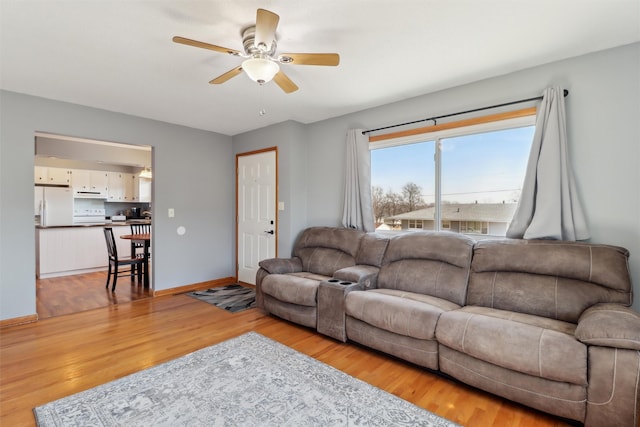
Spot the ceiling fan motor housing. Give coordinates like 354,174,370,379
242,26,277,57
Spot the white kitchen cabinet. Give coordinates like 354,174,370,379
34,166,48,184
36,225,133,278
37,227,103,277
71,169,109,197
108,172,140,202
138,177,152,203
107,172,125,201
91,171,109,193
48,167,71,185
71,169,90,190
34,167,71,185
124,173,138,201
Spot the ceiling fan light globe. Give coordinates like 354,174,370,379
242,58,280,84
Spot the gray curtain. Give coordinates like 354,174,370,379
342,129,375,232
507,87,590,241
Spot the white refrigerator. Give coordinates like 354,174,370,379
36,186,74,226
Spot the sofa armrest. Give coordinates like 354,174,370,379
576,303,640,350
258,257,303,274
333,265,380,289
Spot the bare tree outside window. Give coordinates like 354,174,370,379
402,182,424,212
372,182,427,224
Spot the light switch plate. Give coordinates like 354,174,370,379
278,202,285,211
168,208,175,218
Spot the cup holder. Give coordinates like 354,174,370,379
326,279,352,286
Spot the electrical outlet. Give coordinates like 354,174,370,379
168,208,175,218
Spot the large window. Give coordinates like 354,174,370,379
371,115,535,237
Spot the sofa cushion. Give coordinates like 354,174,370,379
468,239,632,322
436,306,587,386
356,233,389,267
382,231,474,268
345,289,460,340
377,232,474,306
293,227,365,276
296,247,357,277
294,226,365,256
261,272,330,307
292,227,365,276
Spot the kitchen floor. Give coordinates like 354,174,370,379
36,271,153,319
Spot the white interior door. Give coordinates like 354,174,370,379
237,149,277,284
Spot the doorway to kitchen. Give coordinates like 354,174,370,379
34,133,154,319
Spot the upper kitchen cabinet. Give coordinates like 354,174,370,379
70,169,109,198
138,177,151,203
107,172,140,202
34,166,46,184
34,166,71,185
125,173,139,202
107,172,125,202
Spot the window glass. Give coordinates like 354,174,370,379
440,126,534,236
370,119,534,237
371,141,434,230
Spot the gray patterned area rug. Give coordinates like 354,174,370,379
34,332,459,427
186,284,256,313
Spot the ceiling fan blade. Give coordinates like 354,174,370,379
273,71,299,94
173,36,241,56
209,66,243,84
278,53,340,66
254,9,279,51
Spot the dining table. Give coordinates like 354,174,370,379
119,233,151,288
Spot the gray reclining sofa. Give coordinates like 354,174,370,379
256,226,640,426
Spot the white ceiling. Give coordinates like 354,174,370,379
1,1,639,136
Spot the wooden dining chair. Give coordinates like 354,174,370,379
130,223,151,256
129,223,151,277
103,227,144,292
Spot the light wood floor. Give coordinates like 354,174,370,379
2,284,572,427
36,271,153,319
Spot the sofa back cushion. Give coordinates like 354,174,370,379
468,239,632,323
293,227,365,276
377,231,475,306
356,233,390,267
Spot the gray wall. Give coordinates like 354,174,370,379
230,43,640,311
0,91,234,321
301,42,640,310
2,42,639,321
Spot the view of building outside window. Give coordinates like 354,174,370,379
371,124,535,237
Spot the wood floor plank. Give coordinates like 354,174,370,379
2,274,572,427
36,271,152,319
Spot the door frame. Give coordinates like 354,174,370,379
236,146,278,283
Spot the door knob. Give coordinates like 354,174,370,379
264,230,274,235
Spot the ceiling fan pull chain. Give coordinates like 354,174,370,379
258,85,267,116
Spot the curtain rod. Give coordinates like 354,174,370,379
362,89,569,135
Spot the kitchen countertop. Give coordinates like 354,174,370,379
36,220,151,229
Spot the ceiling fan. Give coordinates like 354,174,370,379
173,8,340,94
